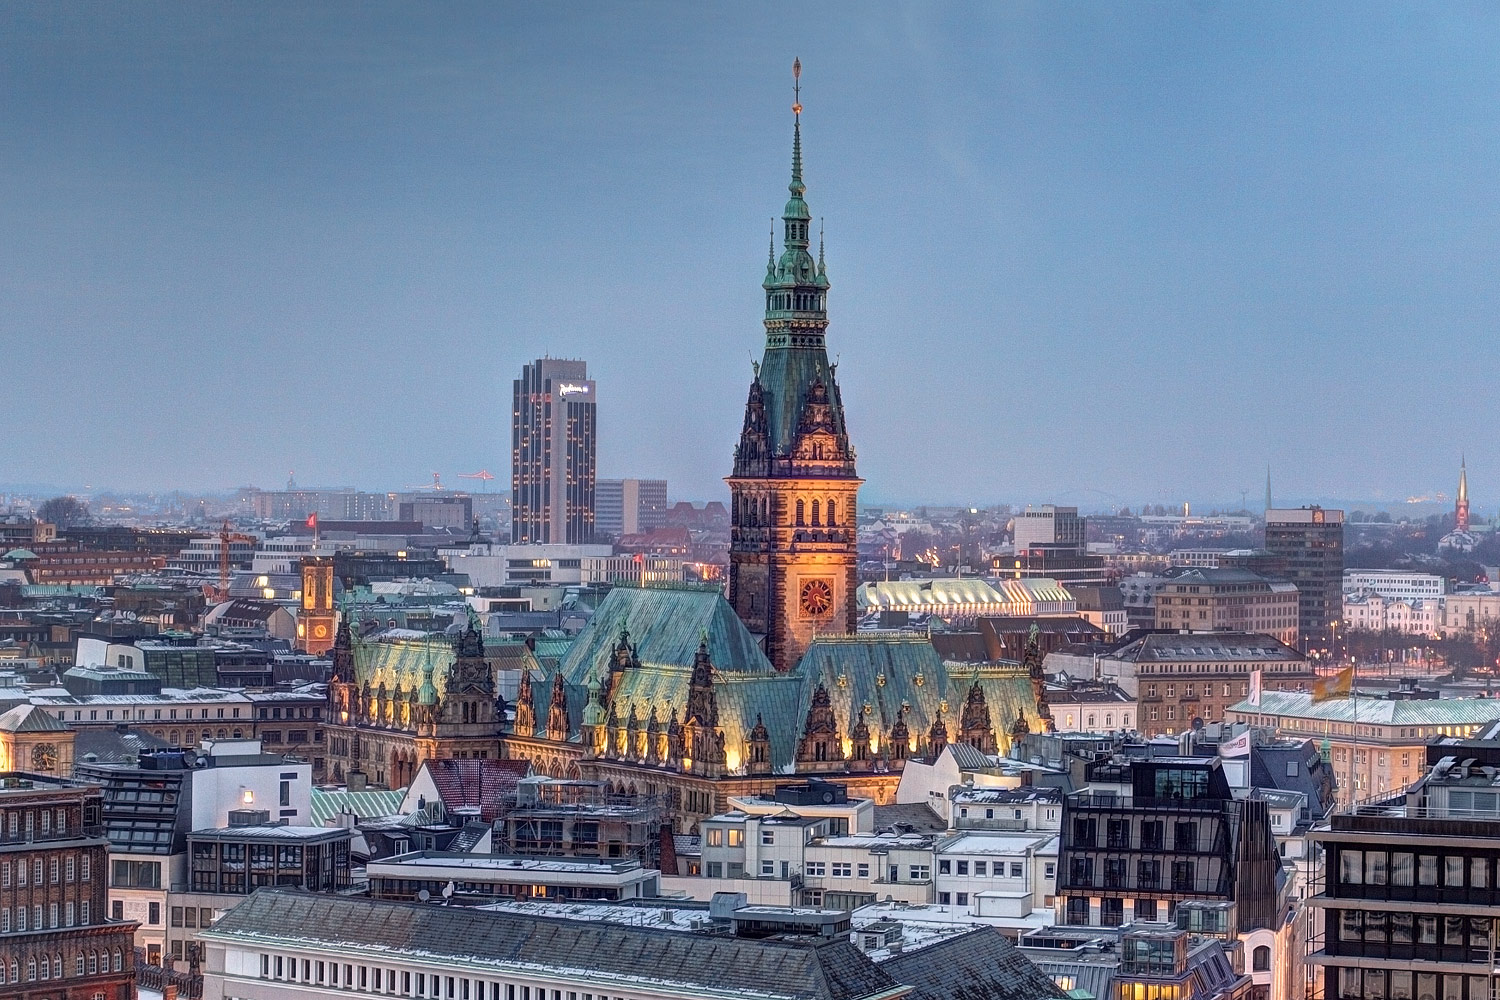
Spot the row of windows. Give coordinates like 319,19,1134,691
1335,966,1497,1000
1145,683,1250,699
0,948,120,984
1338,850,1495,890
938,859,1027,878
0,899,91,931
1,852,88,886
59,706,243,722
259,952,637,1000
1337,910,1490,953
1068,857,1213,893
1071,819,1203,852
704,861,931,881
1,808,73,840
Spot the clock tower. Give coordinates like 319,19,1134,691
728,61,862,672
299,555,337,655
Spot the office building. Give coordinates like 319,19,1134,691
1228,692,1500,806
1095,631,1315,733
594,479,668,539
1307,723,1500,1000
1153,568,1301,647
77,740,312,963
0,773,139,1000
512,358,596,544
1264,507,1344,652
1056,756,1294,1000
1341,570,1445,602
1014,505,1087,551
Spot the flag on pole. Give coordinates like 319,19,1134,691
1248,669,1263,707
1219,730,1252,758
1311,665,1354,703
305,513,318,530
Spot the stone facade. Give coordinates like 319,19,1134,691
727,94,861,673
324,615,504,788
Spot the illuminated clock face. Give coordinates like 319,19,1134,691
800,579,834,618
31,744,57,772
313,623,328,639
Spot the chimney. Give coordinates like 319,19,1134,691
165,986,179,1000
347,770,368,792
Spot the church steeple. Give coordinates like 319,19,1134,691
1458,456,1471,532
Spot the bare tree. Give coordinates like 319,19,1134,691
37,495,91,529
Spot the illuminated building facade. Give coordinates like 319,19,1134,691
728,63,862,673
512,358,596,544
297,556,336,655
323,616,502,788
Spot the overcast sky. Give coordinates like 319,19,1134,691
5,4,1499,509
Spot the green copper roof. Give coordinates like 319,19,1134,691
353,634,455,702
754,348,848,458
549,586,1046,770
797,635,1045,756
310,787,407,826
557,586,773,681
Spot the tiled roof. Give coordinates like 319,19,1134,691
423,758,531,823
883,926,1069,1000
205,890,901,1000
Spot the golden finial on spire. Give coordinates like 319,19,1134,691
792,57,802,118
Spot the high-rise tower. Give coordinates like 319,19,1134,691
728,61,862,672
511,358,597,543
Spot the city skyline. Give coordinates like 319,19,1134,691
7,6,1500,503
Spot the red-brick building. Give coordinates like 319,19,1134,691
0,772,139,1000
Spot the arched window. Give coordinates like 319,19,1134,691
7,959,14,983
169,731,179,745
826,500,836,526
114,948,122,971
217,729,226,739
811,500,820,526
88,953,97,974
26,956,35,982
52,954,60,978
1252,946,1270,972
796,500,805,526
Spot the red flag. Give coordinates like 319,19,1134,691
306,513,318,529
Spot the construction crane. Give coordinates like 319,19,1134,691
458,470,496,491
206,519,256,604
404,472,446,491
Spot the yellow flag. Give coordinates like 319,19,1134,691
1311,665,1354,703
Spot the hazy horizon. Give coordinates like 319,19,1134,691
7,5,1500,507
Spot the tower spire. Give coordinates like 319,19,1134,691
1457,455,1471,532
790,58,805,199
1264,466,1273,512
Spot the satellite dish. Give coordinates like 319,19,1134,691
417,889,431,902
442,881,455,899
821,791,835,804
